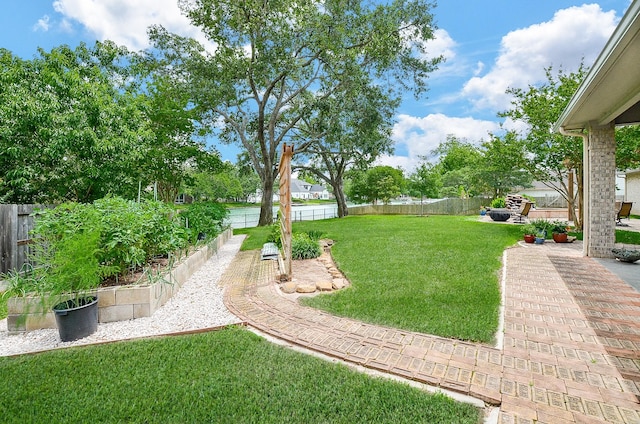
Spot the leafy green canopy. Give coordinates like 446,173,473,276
293,84,399,217
0,43,151,203
347,165,405,204
406,134,531,200
499,66,587,227
150,0,442,225
0,41,223,204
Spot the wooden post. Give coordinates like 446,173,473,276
278,143,294,281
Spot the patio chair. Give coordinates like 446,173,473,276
512,201,532,223
616,201,633,226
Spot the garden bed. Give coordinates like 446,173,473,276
6,229,232,333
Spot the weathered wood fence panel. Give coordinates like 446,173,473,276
0,204,42,274
348,197,485,217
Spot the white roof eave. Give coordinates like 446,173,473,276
554,1,640,132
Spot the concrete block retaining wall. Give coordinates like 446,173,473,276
6,229,232,333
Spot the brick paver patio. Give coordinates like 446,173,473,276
219,240,640,423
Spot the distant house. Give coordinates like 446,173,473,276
249,179,330,203
291,179,330,200
625,169,640,206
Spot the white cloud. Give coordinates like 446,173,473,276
472,61,484,77
33,15,50,32
52,0,210,51
424,28,456,61
422,28,474,80
462,4,618,112
381,113,500,171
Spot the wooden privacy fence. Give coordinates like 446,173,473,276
0,204,43,274
348,197,485,216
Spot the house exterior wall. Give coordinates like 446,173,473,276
625,169,640,205
584,123,616,258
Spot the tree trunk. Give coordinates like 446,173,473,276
258,174,275,226
332,181,349,218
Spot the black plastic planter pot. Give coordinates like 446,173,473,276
53,296,99,342
488,209,511,222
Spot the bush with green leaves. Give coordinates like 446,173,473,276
3,203,118,310
520,223,537,236
549,220,568,234
291,233,322,259
490,197,506,208
267,220,282,248
180,201,229,244
305,230,325,241
530,218,552,237
91,197,190,274
27,196,199,279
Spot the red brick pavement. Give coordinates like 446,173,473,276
220,241,640,423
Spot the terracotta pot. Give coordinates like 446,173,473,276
552,232,568,243
523,234,536,243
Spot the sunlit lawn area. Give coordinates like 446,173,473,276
568,228,640,244
238,215,523,343
0,327,480,423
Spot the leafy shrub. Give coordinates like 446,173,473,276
305,230,325,241
549,220,568,234
530,218,552,237
92,197,153,272
180,202,229,244
267,220,282,248
520,224,537,235
490,197,506,208
291,233,322,259
4,204,118,308
30,196,194,279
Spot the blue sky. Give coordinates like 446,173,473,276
0,1,633,171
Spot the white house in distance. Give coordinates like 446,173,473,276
250,178,331,203
291,178,330,200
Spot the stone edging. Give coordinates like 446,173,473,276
7,228,232,333
278,239,350,295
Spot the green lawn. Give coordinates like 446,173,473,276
567,228,640,244
0,327,480,423
614,229,640,244
239,215,522,343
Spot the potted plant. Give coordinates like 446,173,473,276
521,224,537,243
550,220,569,243
530,219,550,244
4,204,113,342
46,228,114,341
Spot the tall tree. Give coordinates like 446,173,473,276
407,162,441,199
616,125,640,171
346,166,405,205
136,74,222,203
431,136,481,198
475,132,532,199
150,0,442,225
0,43,152,203
500,66,586,228
293,84,398,217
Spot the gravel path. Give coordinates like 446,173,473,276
0,235,245,357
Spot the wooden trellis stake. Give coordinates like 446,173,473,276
278,143,294,281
